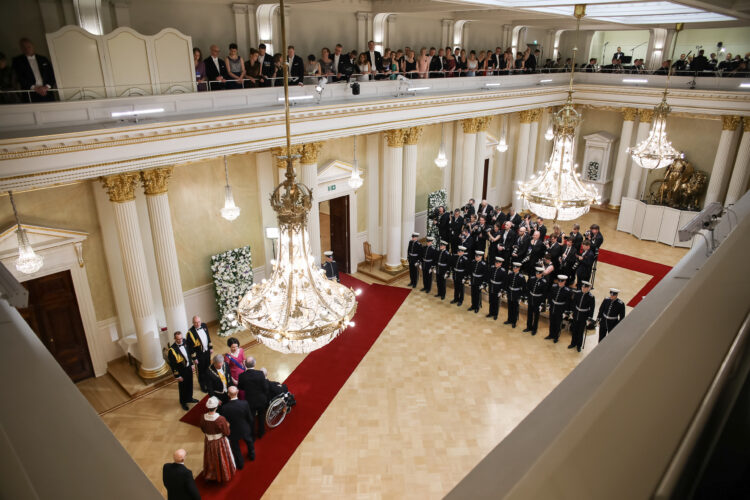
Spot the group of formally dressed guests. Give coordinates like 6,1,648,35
582,47,750,77
0,38,57,103
165,315,289,494
414,199,625,351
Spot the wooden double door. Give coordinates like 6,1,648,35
323,195,350,273
17,270,93,382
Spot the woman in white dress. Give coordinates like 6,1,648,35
356,52,371,82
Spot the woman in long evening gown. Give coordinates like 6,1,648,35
200,397,236,483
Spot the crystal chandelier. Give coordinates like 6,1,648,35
237,0,358,354
496,120,508,152
7,191,43,274
544,123,554,141
629,23,685,170
220,156,241,221
517,4,599,221
348,136,364,189
434,123,448,167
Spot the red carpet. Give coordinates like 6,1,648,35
183,274,410,499
597,248,672,307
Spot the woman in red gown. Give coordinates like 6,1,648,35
200,397,236,483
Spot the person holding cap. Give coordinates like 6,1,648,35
451,245,469,306
486,257,507,320
597,288,626,342
200,397,236,483
435,240,451,300
468,251,487,313
407,232,422,288
545,274,572,343
524,266,549,335
323,251,340,282
420,237,438,293
569,281,595,352
504,262,526,328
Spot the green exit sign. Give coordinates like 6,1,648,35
328,185,336,192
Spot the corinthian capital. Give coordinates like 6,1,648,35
141,167,174,195
404,126,424,145
385,129,407,148
300,142,323,164
101,172,140,203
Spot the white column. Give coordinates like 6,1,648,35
441,19,452,48
401,127,422,262
442,121,454,200
366,13,373,47
233,4,249,55
101,173,167,379
473,117,490,202
452,123,464,210
609,108,637,208
384,129,405,270
526,110,541,181
512,110,534,209
366,133,381,252
725,119,750,206
461,119,478,203
356,12,368,51
705,115,742,206
626,109,653,199
386,15,397,49
141,167,188,336
300,143,323,264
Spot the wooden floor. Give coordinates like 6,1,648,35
78,210,687,498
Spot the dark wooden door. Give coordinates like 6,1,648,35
17,271,93,382
329,195,350,273
482,158,490,200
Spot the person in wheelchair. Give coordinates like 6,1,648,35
238,357,295,437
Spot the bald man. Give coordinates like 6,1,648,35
187,315,213,393
204,44,229,90
220,386,255,468
163,449,200,500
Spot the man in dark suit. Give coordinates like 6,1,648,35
569,223,583,253
287,46,304,85
450,209,464,252
206,354,232,404
331,44,347,81
497,221,516,266
535,217,547,240
477,200,493,220
613,47,625,62
167,331,199,410
257,43,274,87
437,206,450,244
12,38,56,102
560,236,577,286
406,232,422,288
163,449,200,500
491,47,504,75
221,386,255,468
187,316,212,393
574,240,596,288
204,44,229,90
429,48,446,78
546,233,563,271
238,357,270,439
507,208,522,228
365,40,383,80
521,230,545,275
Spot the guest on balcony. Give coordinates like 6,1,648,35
244,48,261,88
466,50,478,76
417,47,429,78
287,46,305,85
319,47,334,78
304,54,321,85
356,52,371,82
12,38,56,102
204,44,229,90
225,43,246,89
193,47,207,91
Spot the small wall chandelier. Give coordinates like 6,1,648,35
629,23,685,170
237,0,358,354
517,4,599,221
434,123,448,167
348,135,364,189
220,156,241,221
497,119,508,152
7,191,43,275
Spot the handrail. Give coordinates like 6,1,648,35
653,310,750,499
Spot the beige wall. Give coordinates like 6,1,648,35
0,182,116,321
415,123,445,212
0,1,49,56
169,153,264,291
289,6,357,55
388,14,442,53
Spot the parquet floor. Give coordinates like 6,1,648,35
83,209,687,498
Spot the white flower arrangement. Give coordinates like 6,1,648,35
426,189,448,243
210,245,253,336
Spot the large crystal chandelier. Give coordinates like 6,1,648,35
237,0,358,354
7,191,43,275
517,4,599,221
629,23,685,170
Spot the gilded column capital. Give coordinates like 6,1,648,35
638,108,654,123
101,172,140,203
300,142,323,164
272,145,303,169
622,107,638,121
385,129,407,148
476,116,492,132
519,109,538,124
722,115,741,131
140,167,173,196
404,126,424,145
744,117,750,133
462,118,479,134
529,108,543,122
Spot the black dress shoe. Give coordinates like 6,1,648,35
441,296,445,300
420,288,427,291
503,320,512,325
457,302,462,306
450,299,457,304
553,338,559,343
512,323,516,328
522,328,531,333
248,454,255,461
181,404,189,410
493,316,498,320
474,308,479,314
544,335,554,340
190,398,199,403
468,306,474,311
485,313,493,318
434,294,441,297
567,344,575,349
531,331,537,336
577,347,582,352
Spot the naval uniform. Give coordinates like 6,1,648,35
452,254,469,305
435,249,451,299
546,284,572,342
569,289,596,351
407,239,423,288
525,276,549,334
486,266,507,320
469,259,488,312
167,341,194,406
505,271,526,327
323,259,340,282
421,245,438,293
597,296,626,342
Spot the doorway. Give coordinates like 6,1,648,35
17,270,94,382
482,158,490,200
319,195,351,273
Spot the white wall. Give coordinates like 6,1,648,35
388,14,442,52
589,29,650,64
466,22,505,52
674,27,750,58
0,0,50,56
289,6,358,55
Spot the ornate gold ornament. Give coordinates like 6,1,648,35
404,126,424,145
101,172,140,202
648,158,707,210
622,108,638,121
722,115,741,131
385,128,407,147
299,142,323,164
140,166,173,195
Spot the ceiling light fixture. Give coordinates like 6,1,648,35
238,0,358,354
629,23,685,170
348,135,364,189
407,86,431,92
7,191,43,275
623,78,648,83
518,4,599,221
277,95,314,102
220,156,241,221
111,108,164,118
435,123,448,167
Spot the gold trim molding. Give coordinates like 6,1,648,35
101,172,140,203
638,108,655,123
462,118,479,134
476,116,493,132
139,362,171,379
272,145,303,169
140,166,173,195
299,142,323,164
744,117,750,133
404,126,424,145
622,108,638,121
385,129,407,148
722,115,741,131
519,108,542,123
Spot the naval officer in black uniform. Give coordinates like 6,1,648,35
569,281,595,352
545,275,572,343
468,250,487,313
323,250,340,282
407,232,422,288
435,240,451,300
486,257,507,320
451,245,469,306
420,237,438,293
504,262,526,328
524,266,548,335
597,288,626,342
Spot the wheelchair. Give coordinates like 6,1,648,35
265,389,297,428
